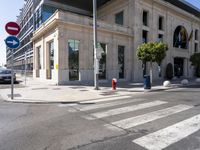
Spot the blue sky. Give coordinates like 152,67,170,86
0,0,24,66
184,0,200,10
0,0,200,66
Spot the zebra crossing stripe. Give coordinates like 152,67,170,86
88,100,167,119
109,104,193,129
77,98,145,111
133,114,200,150
81,96,131,104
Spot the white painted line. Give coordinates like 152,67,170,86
58,104,77,107
133,114,200,150
88,100,167,120
110,104,193,129
78,98,145,111
7,26,19,31
81,96,131,104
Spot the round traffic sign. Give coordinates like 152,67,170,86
5,36,20,49
5,22,21,35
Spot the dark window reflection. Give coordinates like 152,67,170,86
173,26,188,49
98,43,107,80
115,11,124,25
49,41,54,69
68,40,79,81
143,11,148,26
118,45,125,79
142,30,148,43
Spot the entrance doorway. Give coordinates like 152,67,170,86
174,57,184,77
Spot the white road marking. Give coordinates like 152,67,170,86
77,98,145,111
133,114,200,150
87,100,167,120
7,26,18,31
109,104,193,129
81,96,131,104
58,104,77,107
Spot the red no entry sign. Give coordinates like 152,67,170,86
5,22,21,35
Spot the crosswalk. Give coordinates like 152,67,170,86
69,96,200,150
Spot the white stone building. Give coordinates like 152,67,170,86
32,0,200,85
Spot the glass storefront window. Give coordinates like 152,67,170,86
118,45,125,79
68,39,80,81
98,43,107,80
42,5,56,22
49,41,54,69
173,26,188,49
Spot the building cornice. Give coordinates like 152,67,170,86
32,10,133,41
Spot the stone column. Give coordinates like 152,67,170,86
184,58,188,77
56,26,68,84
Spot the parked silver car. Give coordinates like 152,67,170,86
0,69,16,83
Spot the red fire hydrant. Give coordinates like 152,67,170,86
112,78,117,90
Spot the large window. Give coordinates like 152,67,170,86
195,29,199,41
98,43,107,80
68,40,80,81
173,26,188,49
42,5,56,22
158,34,163,42
158,16,164,30
143,11,148,26
34,5,56,30
115,11,124,25
34,6,42,29
142,30,148,43
118,45,125,79
49,41,54,69
195,43,198,53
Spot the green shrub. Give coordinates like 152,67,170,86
165,63,173,80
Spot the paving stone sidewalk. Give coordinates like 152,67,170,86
0,76,195,103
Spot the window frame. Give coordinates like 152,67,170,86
142,10,149,26
158,16,164,31
195,29,199,41
115,11,124,26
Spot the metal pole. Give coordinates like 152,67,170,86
93,0,99,90
25,51,27,85
11,49,14,100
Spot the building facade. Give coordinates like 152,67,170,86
31,0,200,84
6,0,90,73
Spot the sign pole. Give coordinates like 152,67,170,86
93,0,99,90
5,21,21,100
11,49,14,100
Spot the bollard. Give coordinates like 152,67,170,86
112,78,117,90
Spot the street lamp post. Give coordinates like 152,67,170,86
93,0,99,90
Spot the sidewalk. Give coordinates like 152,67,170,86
0,76,186,104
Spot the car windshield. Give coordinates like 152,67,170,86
0,70,11,74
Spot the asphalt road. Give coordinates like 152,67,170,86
0,84,200,150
